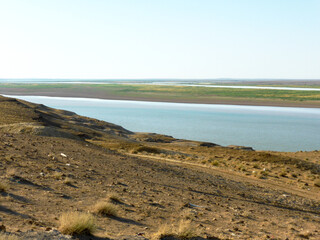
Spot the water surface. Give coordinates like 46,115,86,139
6,95,320,152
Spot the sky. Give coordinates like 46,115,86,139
0,0,319,79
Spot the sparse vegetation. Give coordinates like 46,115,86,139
0,233,20,240
211,160,219,166
107,193,122,203
2,83,320,103
51,172,63,180
58,211,96,235
0,182,8,192
154,220,198,240
131,145,161,154
279,171,287,177
92,201,118,216
6,168,17,177
63,177,72,185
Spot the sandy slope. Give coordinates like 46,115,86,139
0,96,319,240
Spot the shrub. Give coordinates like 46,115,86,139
58,212,96,235
92,201,118,216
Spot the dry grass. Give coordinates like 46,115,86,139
314,179,320,187
92,201,118,216
51,172,63,180
131,145,161,154
0,182,8,192
107,193,122,203
6,168,17,177
211,160,219,166
154,220,198,240
63,177,72,185
0,233,20,240
58,211,96,235
176,220,198,239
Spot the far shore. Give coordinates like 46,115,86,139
1,88,320,108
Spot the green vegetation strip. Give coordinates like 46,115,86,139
1,83,320,101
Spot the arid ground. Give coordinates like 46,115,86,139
0,95,319,240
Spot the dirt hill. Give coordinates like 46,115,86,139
0,95,319,240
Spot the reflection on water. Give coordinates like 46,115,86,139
5,95,320,152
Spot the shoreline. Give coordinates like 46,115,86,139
1,90,320,108
4,93,320,152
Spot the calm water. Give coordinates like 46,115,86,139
6,95,320,152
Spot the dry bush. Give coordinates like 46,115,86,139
92,201,118,216
154,220,198,240
58,211,96,235
0,233,20,240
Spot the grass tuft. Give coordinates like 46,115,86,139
92,201,118,216
107,193,122,203
154,220,198,240
131,145,161,154
63,177,73,185
58,211,96,235
0,183,8,192
51,172,63,180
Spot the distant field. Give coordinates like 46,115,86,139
101,84,320,101
1,83,320,106
207,83,320,89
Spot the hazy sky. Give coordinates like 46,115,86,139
0,0,319,79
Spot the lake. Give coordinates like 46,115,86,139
6,95,320,152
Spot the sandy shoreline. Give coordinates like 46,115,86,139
2,89,320,108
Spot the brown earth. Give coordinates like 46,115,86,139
0,95,319,240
